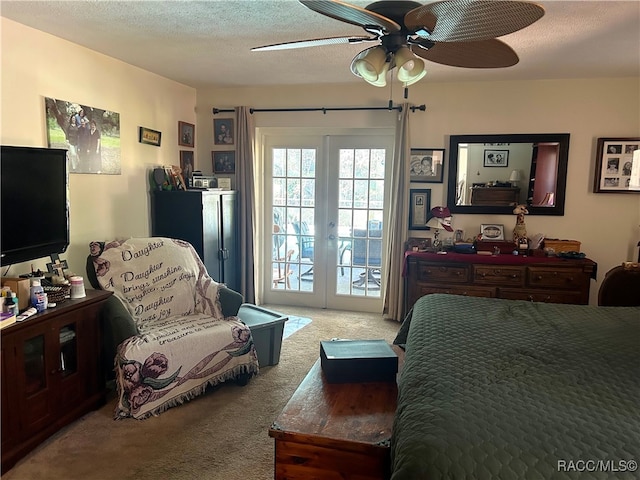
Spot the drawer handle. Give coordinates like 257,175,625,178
510,274,518,279
528,295,535,302
536,275,543,281
456,271,462,276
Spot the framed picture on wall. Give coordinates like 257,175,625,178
410,148,445,183
593,137,640,193
212,151,236,174
409,189,431,230
178,121,195,147
484,149,509,167
139,126,161,147
214,118,234,145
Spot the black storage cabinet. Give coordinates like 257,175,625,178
151,190,239,291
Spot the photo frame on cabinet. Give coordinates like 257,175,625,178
212,151,236,174
409,189,431,230
139,127,161,147
483,150,509,167
593,137,640,193
217,177,232,190
410,148,445,183
178,121,195,147
179,150,194,184
480,224,505,240
214,118,234,145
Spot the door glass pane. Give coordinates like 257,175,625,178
23,335,45,395
336,147,384,298
59,325,77,377
272,148,316,292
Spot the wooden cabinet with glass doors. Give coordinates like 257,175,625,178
1,289,111,473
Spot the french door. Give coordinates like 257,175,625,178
262,130,394,312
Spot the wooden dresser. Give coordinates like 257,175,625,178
404,252,597,315
470,186,520,206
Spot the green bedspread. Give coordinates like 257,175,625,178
391,294,640,480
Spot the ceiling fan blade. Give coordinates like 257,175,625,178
405,0,544,42
299,0,401,33
252,36,377,52
412,38,519,68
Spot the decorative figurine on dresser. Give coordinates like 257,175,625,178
512,204,529,253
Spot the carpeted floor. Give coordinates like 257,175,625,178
3,305,400,480
282,315,312,339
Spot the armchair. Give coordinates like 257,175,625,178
87,237,282,419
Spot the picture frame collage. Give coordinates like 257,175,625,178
409,148,444,230
212,118,235,190
177,121,195,190
593,137,640,193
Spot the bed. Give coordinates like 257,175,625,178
391,294,640,480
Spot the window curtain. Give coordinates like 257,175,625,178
383,103,411,322
235,106,257,303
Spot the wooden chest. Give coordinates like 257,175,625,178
269,357,399,480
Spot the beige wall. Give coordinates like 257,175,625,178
1,18,196,277
2,17,639,305
197,79,640,304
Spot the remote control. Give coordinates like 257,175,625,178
16,307,37,322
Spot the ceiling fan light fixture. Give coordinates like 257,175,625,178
395,46,427,85
366,62,389,87
351,46,388,83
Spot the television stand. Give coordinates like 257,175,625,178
1,290,112,472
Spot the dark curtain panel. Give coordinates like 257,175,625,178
235,106,256,303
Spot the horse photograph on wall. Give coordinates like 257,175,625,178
45,97,121,175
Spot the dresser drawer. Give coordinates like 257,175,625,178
416,263,470,283
415,285,495,299
526,267,586,290
474,265,524,286
499,288,582,304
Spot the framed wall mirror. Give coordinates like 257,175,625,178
447,133,570,216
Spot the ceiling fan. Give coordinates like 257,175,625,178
252,0,545,87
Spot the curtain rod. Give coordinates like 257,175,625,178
212,103,426,115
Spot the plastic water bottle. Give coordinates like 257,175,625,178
30,278,46,313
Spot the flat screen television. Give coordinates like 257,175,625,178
1,145,70,267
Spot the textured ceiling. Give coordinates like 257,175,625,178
1,0,639,89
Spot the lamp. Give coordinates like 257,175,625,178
509,170,521,187
426,216,444,250
394,46,427,86
351,47,389,86
426,206,454,251
350,45,426,87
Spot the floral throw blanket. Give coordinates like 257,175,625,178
90,237,259,419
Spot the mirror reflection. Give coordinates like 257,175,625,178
447,134,570,216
